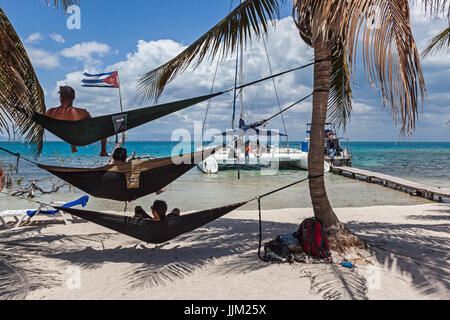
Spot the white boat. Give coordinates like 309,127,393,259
197,140,330,174
197,32,331,175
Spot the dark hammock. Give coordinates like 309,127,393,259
19,61,327,147
56,201,249,244
37,147,220,202
23,92,223,146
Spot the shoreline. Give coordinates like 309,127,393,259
1,202,448,300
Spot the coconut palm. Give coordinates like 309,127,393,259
0,1,78,156
138,0,444,248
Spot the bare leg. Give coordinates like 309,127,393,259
100,139,108,157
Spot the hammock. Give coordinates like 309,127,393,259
18,61,325,147
37,147,220,202
54,175,323,246
22,92,223,146
56,201,249,244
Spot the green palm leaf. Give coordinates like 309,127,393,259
0,8,45,156
422,26,450,57
0,1,79,156
327,44,352,131
138,0,284,102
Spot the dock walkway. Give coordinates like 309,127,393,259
331,166,450,203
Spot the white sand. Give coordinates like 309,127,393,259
0,203,448,300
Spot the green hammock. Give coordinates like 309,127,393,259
22,92,223,146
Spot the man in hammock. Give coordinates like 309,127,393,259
0,163,5,192
45,86,108,157
134,200,167,221
111,147,167,195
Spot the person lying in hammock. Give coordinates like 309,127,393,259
0,162,5,192
134,200,180,221
111,147,167,195
45,86,108,157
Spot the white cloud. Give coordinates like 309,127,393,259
26,47,60,69
24,32,43,44
49,16,449,141
50,33,65,44
60,41,111,67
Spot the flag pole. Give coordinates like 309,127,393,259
116,69,126,146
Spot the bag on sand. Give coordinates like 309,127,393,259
263,236,294,263
294,218,331,260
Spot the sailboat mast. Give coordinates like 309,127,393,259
232,48,239,130
239,25,244,120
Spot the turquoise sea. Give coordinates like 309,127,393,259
0,141,448,212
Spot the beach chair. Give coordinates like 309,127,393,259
0,196,89,229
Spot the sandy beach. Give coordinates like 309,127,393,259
0,202,448,300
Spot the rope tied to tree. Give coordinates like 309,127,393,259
256,174,324,261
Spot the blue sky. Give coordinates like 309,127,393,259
0,0,449,142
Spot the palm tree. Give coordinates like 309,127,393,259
0,1,78,156
138,0,441,249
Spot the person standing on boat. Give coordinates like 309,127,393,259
45,86,108,157
329,148,337,166
0,163,5,192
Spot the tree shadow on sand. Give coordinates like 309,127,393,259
0,224,113,300
1,213,448,300
346,220,450,297
48,218,368,299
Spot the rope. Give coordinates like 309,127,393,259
256,174,324,262
233,57,331,92
0,147,38,166
262,36,289,144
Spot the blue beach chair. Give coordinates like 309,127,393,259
0,196,89,229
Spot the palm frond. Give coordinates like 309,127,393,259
420,0,449,19
422,26,450,57
340,1,426,135
327,43,352,131
0,8,45,155
138,0,284,102
41,0,80,10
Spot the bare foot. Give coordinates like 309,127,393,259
156,187,166,195
71,146,78,153
100,150,109,157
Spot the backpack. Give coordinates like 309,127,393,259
294,218,331,260
263,236,294,263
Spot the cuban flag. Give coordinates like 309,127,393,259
82,71,120,88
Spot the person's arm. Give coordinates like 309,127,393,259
0,163,5,192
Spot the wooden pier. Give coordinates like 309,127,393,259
331,166,450,203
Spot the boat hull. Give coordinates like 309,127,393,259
196,147,330,174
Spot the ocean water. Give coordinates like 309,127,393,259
0,141,448,212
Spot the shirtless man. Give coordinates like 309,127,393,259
46,86,108,156
0,163,5,192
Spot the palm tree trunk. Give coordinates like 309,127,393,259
308,39,340,229
308,39,366,251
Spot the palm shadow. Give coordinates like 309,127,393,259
1,212,448,300
347,220,450,297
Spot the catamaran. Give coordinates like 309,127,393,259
196,34,331,174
